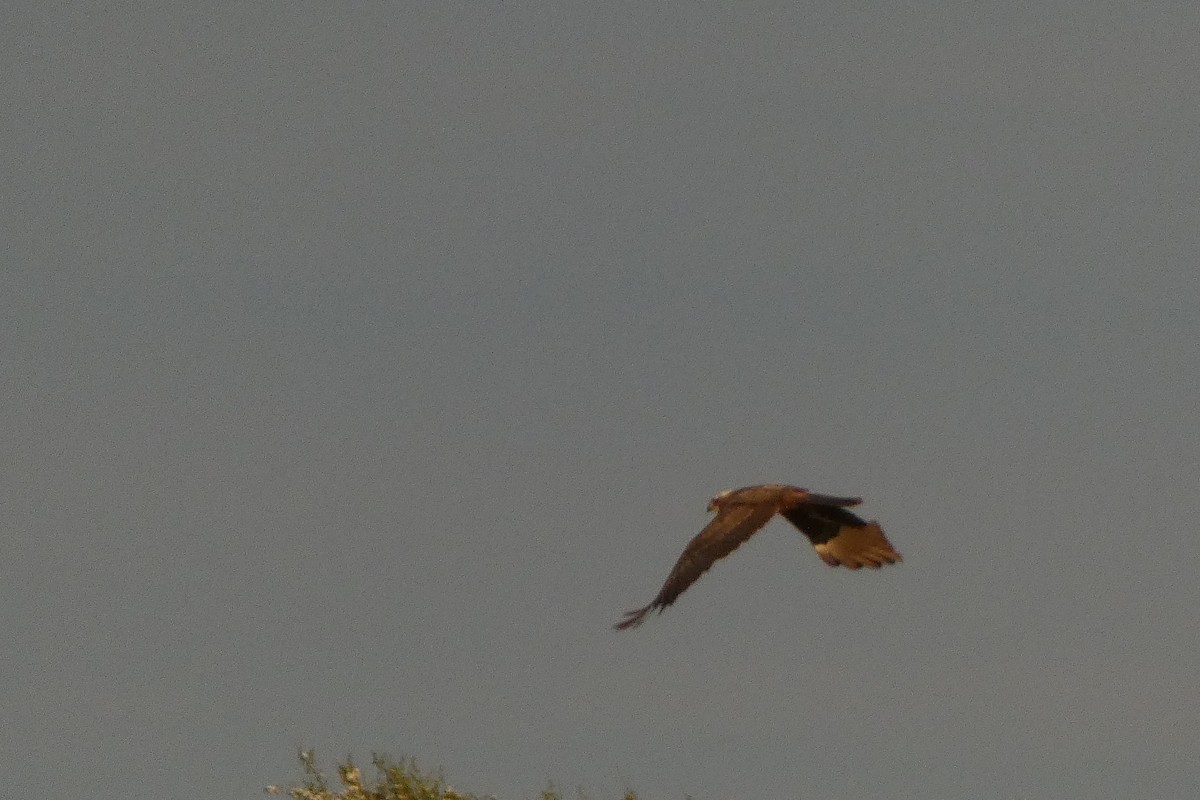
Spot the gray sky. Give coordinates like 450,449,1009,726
5,4,1199,798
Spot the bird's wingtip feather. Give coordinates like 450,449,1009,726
614,606,653,630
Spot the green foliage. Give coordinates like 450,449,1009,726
266,752,641,800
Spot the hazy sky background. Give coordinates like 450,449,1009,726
5,4,1199,798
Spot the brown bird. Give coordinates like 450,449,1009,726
615,484,901,629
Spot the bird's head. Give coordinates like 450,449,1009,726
707,489,733,512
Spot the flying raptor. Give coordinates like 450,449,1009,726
615,484,901,629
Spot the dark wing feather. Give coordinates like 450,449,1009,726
780,504,902,569
614,503,777,629
779,504,869,544
793,492,862,508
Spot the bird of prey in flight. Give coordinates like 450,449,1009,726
615,484,901,629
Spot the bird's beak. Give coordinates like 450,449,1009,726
706,500,717,512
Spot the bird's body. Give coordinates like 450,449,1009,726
615,484,901,629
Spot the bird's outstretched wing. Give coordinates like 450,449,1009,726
780,504,902,569
614,503,777,630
